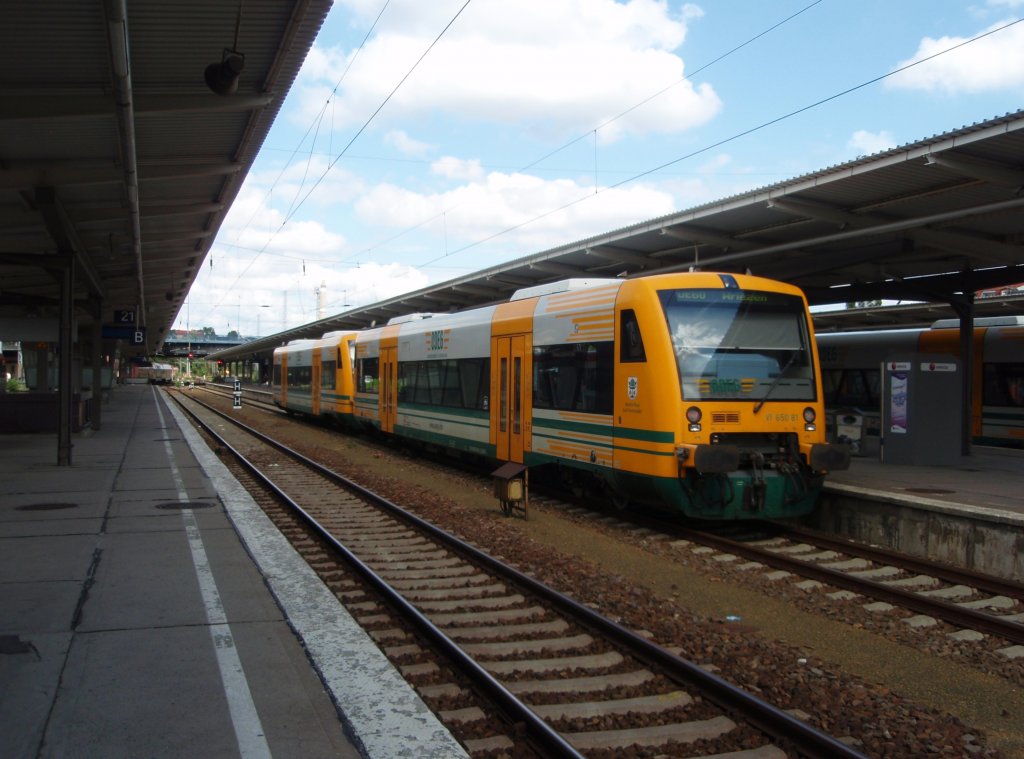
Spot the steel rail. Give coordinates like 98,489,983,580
174,391,867,759
171,392,585,759
683,527,1024,645
783,525,1024,601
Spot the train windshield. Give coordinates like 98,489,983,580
658,289,816,402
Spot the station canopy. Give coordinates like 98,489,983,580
0,4,1020,360
216,110,1024,360
0,0,331,355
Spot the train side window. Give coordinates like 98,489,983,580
984,363,1024,407
413,360,434,403
357,357,379,393
322,360,336,389
459,358,488,410
439,360,461,406
533,342,613,414
513,357,522,434
500,358,508,432
288,364,312,391
398,361,416,402
620,310,646,363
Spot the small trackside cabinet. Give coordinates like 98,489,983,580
881,353,962,466
491,461,528,519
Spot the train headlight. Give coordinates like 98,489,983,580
686,406,702,432
803,406,816,431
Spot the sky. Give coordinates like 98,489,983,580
175,0,1024,337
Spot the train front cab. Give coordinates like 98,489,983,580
273,339,318,416
607,273,849,520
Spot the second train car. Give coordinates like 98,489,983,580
345,272,848,519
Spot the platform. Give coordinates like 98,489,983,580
825,445,1024,522
0,384,467,759
818,446,1024,583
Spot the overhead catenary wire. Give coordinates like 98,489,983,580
320,0,830,274
193,0,468,332
414,14,1024,271
196,0,827,327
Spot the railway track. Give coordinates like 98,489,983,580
169,389,865,758
679,525,1024,646
190,383,1024,659
192,381,276,410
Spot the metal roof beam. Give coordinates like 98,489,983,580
0,161,241,191
766,197,869,229
660,224,759,251
585,245,656,270
910,227,1023,265
34,187,105,299
138,230,214,245
73,202,225,224
926,151,1024,188
451,283,501,297
529,260,584,277
676,195,1024,274
0,94,273,121
768,196,1024,265
485,273,534,287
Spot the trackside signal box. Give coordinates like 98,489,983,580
880,353,961,466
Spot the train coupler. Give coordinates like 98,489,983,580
744,452,767,511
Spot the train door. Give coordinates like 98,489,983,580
379,346,397,433
311,350,322,416
492,335,528,462
274,353,287,406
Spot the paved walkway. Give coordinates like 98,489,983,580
1,384,467,759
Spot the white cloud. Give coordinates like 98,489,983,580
432,156,484,181
384,129,434,156
886,19,1024,94
183,181,430,336
304,0,721,140
241,154,366,217
354,168,677,254
182,258,430,336
848,129,897,156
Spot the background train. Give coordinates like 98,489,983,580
130,361,174,385
275,272,849,520
818,316,1024,453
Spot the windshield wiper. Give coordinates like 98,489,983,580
753,349,799,414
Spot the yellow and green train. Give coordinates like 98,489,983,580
272,330,358,422
274,272,849,520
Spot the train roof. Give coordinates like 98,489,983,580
931,315,1024,329
386,313,438,325
510,279,620,302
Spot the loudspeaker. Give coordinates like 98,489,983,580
205,51,245,95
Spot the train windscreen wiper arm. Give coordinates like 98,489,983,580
753,349,799,414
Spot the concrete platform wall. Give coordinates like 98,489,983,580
810,490,1024,583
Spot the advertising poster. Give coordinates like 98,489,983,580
890,372,908,434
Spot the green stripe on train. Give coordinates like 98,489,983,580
533,416,674,443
